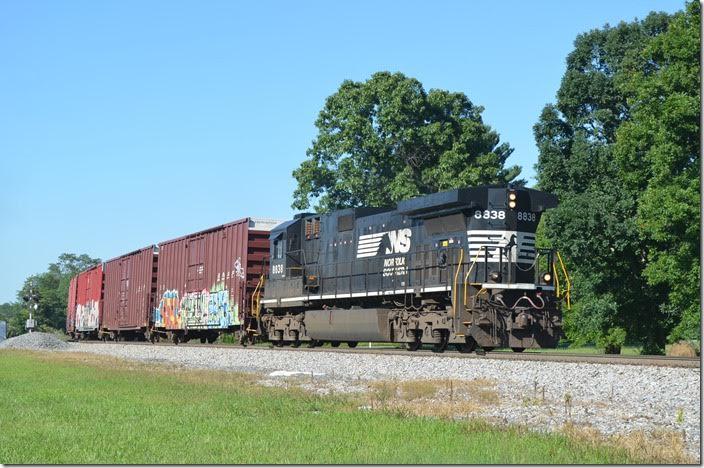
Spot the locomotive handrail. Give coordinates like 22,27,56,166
276,240,553,307
451,247,464,317
463,246,486,306
556,251,572,309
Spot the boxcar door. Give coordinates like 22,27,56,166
187,237,205,292
119,258,131,328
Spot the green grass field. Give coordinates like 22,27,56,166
0,350,680,464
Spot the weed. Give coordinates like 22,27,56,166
675,407,684,424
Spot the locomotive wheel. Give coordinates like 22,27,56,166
456,337,478,354
432,331,449,353
274,340,284,347
347,341,358,348
290,331,301,348
511,347,525,353
404,335,422,352
330,341,341,348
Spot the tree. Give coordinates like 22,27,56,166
614,1,700,342
292,71,522,212
16,253,101,332
534,11,674,353
0,302,25,338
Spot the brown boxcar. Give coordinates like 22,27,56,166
67,264,103,339
154,218,276,338
101,246,158,340
66,275,78,336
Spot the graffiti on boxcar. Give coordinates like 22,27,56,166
153,282,240,329
234,257,246,281
154,289,181,328
76,300,99,331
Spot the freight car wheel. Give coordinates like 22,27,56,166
511,347,525,353
207,334,217,344
172,333,179,345
330,341,341,348
347,342,358,348
200,336,207,344
482,347,495,353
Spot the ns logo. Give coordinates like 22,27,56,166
356,228,412,258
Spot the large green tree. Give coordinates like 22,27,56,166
614,1,700,342
293,71,522,211
536,2,700,353
15,253,101,332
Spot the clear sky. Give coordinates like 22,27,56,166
0,0,686,303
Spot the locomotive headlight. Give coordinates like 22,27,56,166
508,192,517,201
508,200,517,209
490,271,501,282
542,272,552,283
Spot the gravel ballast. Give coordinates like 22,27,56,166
5,341,700,460
0,332,70,350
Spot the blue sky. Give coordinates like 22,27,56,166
0,0,686,303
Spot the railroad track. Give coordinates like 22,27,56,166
72,340,700,368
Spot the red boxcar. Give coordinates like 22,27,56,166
66,275,78,336
67,264,103,339
101,246,158,340
154,218,276,340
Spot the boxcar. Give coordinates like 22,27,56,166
153,217,277,343
66,264,103,340
101,246,158,341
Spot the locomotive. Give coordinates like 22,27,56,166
257,185,567,353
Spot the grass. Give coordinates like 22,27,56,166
0,350,687,464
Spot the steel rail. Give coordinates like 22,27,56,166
72,341,700,368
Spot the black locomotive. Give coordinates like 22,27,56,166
258,185,567,352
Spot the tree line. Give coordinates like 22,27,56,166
1,2,698,352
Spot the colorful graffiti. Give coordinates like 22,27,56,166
76,300,99,331
153,282,240,329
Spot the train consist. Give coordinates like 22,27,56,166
67,185,570,352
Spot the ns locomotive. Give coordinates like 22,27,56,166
256,185,569,353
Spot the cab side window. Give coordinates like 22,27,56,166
274,240,283,259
